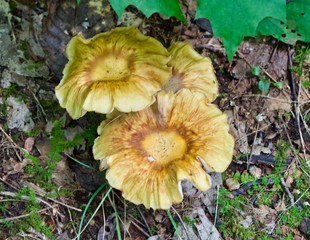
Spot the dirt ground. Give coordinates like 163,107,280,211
0,0,309,239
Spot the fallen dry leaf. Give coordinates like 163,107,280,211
24,137,35,152
225,178,240,191
253,205,277,226
249,165,262,179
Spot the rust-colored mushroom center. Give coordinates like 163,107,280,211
141,130,187,165
90,54,130,82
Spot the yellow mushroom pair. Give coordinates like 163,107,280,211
55,27,234,210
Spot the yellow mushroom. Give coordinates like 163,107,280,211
55,27,171,119
93,89,234,209
163,42,218,102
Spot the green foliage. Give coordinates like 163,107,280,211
101,0,310,61
272,81,284,89
183,216,196,228
0,187,53,238
109,0,185,21
196,0,285,61
251,66,261,76
166,209,182,239
251,66,283,92
77,185,111,240
48,119,98,161
24,152,56,188
258,79,270,92
258,0,310,45
290,44,310,76
302,80,310,88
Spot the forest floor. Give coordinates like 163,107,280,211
0,0,309,239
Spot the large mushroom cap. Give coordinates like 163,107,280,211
163,42,218,102
55,27,171,119
93,89,234,209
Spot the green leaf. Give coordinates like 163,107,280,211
272,81,283,89
287,0,310,42
257,0,310,45
108,0,185,21
196,0,286,61
302,80,310,88
256,17,304,45
251,67,261,76
258,79,270,92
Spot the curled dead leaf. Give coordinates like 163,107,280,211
24,137,35,152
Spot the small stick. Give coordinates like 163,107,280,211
248,122,260,169
280,178,295,206
0,207,51,222
0,125,23,162
238,154,277,165
171,206,191,240
0,177,19,191
232,178,274,196
28,227,49,240
30,90,47,123
0,191,65,218
0,177,82,212
45,196,82,212
130,220,150,238
287,46,298,103
137,207,152,235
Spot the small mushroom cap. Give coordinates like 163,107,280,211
55,27,171,119
163,42,218,102
93,89,234,209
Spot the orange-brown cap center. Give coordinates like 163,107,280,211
90,54,130,82
141,130,187,165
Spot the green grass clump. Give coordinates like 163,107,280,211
0,187,53,238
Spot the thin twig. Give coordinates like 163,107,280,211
45,196,82,212
0,207,52,222
0,125,23,162
137,207,152,235
0,177,19,191
30,89,47,123
67,207,78,236
129,219,150,238
237,51,278,83
236,122,272,142
248,122,260,169
287,46,298,103
212,186,220,238
0,191,65,218
171,206,191,240
28,227,49,240
280,178,295,206
270,186,310,233
282,122,303,171
0,177,82,212
296,80,309,163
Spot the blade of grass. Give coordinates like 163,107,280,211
77,184,109,240
166,209,182,239
64,153,96,171
108,192,122,240
171,206,190,239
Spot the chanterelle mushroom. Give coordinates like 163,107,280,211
163,42,218,102
93,89,234,209
55,27,171,119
